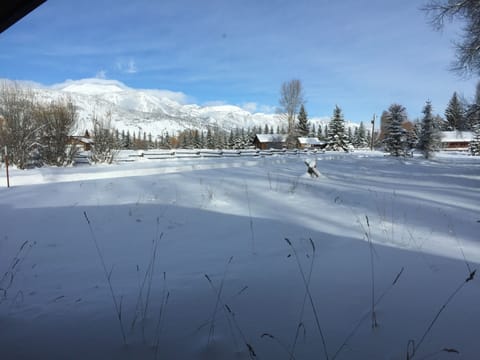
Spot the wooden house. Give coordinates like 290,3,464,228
68,131,94,151
440,131,473,151
297,137,325,149
253,134,287,150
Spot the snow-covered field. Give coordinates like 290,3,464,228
1,151,479,360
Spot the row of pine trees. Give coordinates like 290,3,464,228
379,85,480,158
111,113,372,151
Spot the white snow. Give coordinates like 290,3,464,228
298,137,324,146
441,131,474,142
60,82,125,95
1,151,479,359
255,134,288,143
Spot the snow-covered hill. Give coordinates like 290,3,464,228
8,78,356,137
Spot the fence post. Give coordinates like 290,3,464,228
4,146,10,188
370,114,376,151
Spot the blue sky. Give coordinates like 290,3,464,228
0,0,478,122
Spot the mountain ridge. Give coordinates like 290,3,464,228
4,78,349,137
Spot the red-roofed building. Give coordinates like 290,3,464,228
440,131,473,151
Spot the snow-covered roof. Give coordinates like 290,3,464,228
255,134,287,143
70,136,94,144
298,137,323,145
441,131,474,143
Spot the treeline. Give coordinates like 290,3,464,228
109,121,371,151
111,125,282,150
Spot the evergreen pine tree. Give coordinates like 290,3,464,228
241,128,249,148
470,123,480,155
379,110,390,141
445,92,465,130
125,130,131,149
217,128,227,149
406,121,420,150
164,132,171,148
419,101,441,159
246,127,256,147
206,128,214,149
470,89,480,155
137,131,141,148
193,130,201,149
120,130,126,149
347,127,353,144
413,122,422,147
383,103,408,156
180,131,189,148
466,81,480,131
326,105,350,151
212,126,220,149
357,121,368,148
317,124,323,140
435,115,449,131
232,128,241,149
296,104,309,137
132,132,137,149
227,130,234,149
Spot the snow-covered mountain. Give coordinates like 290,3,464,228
11,78,349,137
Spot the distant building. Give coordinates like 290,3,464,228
297,137,325,149
253,134,287,150
69,131,94,151
440,131,473,151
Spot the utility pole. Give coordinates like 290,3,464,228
370,114,376,151
4,145,10,188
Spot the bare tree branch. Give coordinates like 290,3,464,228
423,0,480,75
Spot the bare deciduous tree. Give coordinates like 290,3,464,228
0,81,79,168
37,97,78,166
0,82,41,169
423,0,480,75
278,79,305,148
91,111,118,163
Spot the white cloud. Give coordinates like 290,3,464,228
126,59,137,74
143,89,191,105
241,102,275,114
116,58,138,74
203,100,227,107
258,104,276,114
241,102,257,113
95,70,107,79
